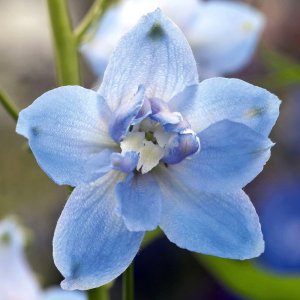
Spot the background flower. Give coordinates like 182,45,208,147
0,217,87,300
81,0,265,79
255,177,300,273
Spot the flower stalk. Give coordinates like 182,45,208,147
122,263,134,300
88,286,109,300
46,0,80,85
0,89,19,122
75,0,118,45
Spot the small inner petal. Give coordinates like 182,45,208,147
120,132,145,153
137,141,164,174
154,127,175,148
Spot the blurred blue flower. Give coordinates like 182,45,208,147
17,10,279,290
0,218,86,300
257,178,300,273
81,0,265,79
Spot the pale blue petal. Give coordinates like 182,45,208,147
165,120,273,193
111,151,139,173
42,287,87,300
17,86,115,186
16,86,115,186
109,85,145,142
115,173,162,231
98,9,198,112
53,172,144,290
163,133,200,164
186,1,265,76
156,168,264,259
169,78,280,136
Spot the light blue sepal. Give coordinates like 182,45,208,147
157,166,264,259
166,120,273,192
98,9,198,110
16,86,115,186
53,171,144,290
169,78,280,136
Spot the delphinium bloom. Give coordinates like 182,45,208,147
17,10,280,290
82,0,265,78
0,218,86,300
256,178,300,273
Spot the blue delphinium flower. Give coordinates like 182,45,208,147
0,218,86,300
256,178,300,273
16,10,280,290
81,0,265,79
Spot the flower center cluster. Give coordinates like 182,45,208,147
120,119,172,174
120,100,200,174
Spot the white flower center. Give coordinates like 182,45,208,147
120,120,175,174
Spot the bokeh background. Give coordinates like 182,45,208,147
1,0,300,299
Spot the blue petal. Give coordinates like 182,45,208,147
163,132,200,164
16,86,115,186
53,172,144,290
115,173,162,231
156,168,264,259
109,85,145,142
165,120,273,193
169,78,280,137
111,151,139,173
98,9,198,112
187,1,265,76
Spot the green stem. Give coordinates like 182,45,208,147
122,263,134,300
46,0,80,85
88,286,109,300
0,90,19,122
74,0,117,45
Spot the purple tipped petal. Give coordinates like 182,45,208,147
163,132,200,164
111,151,139,173
109,85,145,142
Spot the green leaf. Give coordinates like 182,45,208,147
254,48,300,91
195,255,300,300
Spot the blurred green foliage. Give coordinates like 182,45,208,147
197,255,300,300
